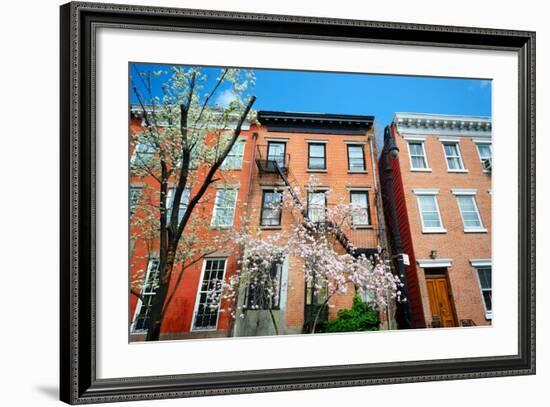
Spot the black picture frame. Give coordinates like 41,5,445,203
60,1,536,404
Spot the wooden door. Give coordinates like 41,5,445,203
426,276,457,328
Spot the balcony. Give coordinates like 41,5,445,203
255,144,290,175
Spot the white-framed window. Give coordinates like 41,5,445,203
222,140,245,169
131,140,156,165
475,141,492,172
414,189,446,233
308,143,326,170
452,190,486,232
471,260,492,319
131,258,161,333
129,187,142,216
211,189,238,227
407,141,429,170
307,191,327,222
442,142,466,171
166,187,191,224
192,258,227,330
347,144,366,171
350,191,371,226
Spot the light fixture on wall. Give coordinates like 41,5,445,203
430,250,438,259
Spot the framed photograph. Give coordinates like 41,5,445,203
60,1,535,404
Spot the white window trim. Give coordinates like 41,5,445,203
350,190,371,227
413,190,446,233
406,139,431,172
417,259,453,268
472,261,493,320
190,258,228,332
453,192,487,233
130,258,160,334
441,141,468,173
211,189,238,227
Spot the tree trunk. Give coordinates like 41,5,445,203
145,251,175,341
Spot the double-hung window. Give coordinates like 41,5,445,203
407,141,429,170
166,187,191,224
475,142,492,172
414,190,445,233
452,190,486,232
307,191,327,223
211,189,237,227
260,190,283,226
347,145,366,171
192,258,227,330
308,143,326,170
131,258,161,333
442,142,465,171
266,141,286,170
222,140,245,169
129,187,142,216
131,140,156,165
350,191,371,226
471,260,492,319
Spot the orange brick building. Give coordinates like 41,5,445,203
380,113,492,329
129,109,386,340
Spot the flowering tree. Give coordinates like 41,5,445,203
130,65,256,341
216,178,403,335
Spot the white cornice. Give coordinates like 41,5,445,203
394,113,491,138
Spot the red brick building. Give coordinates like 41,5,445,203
129,109,386,340
380,113,492,329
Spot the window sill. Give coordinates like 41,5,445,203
447,169,469,173
260,225,282,230
352,225,373,230
485,311,493,320
464,228,488,233
421,228,447,234
348,170,368,174
411,168,432,172
220,168,243,171
190,327,218,333
210,225,233,230
307,169,327,173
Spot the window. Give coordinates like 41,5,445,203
308,143,326,170
442,142,465,171
211,189,237,227
407,141,428,170
476,266,492,318
266,141,286,170
129,187,141,216
193,259,226,330
476,142,492,171
307,191,327,223
131,258,161,333
347,145,365,171
222,140,245,169
166,188,190,223
416,192,445,233
245,261,283,310
350,191,371,226
455,194,485,231
260,190,283,226
131,140,156,165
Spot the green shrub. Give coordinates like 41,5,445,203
324,296,379,333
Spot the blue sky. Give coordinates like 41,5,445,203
130,63,491,140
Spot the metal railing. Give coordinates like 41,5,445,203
255,144,290,174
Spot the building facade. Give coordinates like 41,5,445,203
380,113,492,329
129,109,386,341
